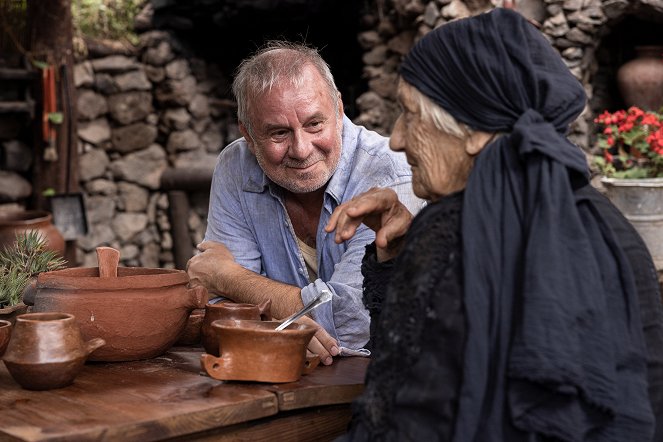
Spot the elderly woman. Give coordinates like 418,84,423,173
327,8,663,442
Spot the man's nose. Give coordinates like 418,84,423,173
289,130,314,159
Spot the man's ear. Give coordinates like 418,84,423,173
465,131,496,156
239,122,256,154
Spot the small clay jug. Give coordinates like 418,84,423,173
617,45,663,111
201,320,320,383
0,320,12,356
202,299,272,356
3,312,105,390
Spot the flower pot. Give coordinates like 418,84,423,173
601,177,663,269
0,210,65,256
0,302,29,325
617,46,663,112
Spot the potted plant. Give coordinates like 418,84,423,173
592,106,663,270
0,231,67,323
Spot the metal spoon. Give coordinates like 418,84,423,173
275,290,333,331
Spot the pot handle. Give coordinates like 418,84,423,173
187,285,209,310
200,353,230,380
85,337,106,356
22,278,37,306
257,298,272,321
96,247,119,278
303,353,321,375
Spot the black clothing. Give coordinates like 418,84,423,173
347,192,466,441
344,185,663,442
396,8,654,441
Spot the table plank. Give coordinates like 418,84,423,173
261,356,369,411
0,348,278,442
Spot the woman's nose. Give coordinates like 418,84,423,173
390,116,406,152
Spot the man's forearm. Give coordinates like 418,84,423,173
215,264,304,319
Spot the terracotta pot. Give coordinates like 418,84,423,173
3,312,105,390
201,299,272,356
201,320,319,383
617,45,663,111
175,308,205,346
0,320,12,356
0,302,29,325
0,210,65,256
25,247,208,361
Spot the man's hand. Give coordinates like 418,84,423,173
325,187,413,262
186,240,241,298
295,316,339,366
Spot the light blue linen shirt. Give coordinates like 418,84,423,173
205,115,424,350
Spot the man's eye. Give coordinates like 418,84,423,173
271,130,288,138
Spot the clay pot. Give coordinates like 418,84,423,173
617,46,663,111
0,210,65,256
0,320,12,356
3,312,105,390
201,320,319,383
201,299,272,356
0,302,29,326
175,308,206,346
25,247,208,361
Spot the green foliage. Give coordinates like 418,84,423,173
0,231,67,308
71,0,144,45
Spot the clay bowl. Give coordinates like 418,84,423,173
201,320,319,383
3,312,105,390
201,299,272,356
0,320,12,356
25,247,208,361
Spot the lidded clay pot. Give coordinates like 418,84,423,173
25,247,208,361
201,320,319,383
201,299,272,356
3,312,105,390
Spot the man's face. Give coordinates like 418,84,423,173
240,64,343,194
390,80,475,201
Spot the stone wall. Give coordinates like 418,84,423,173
353,0,663,154
73,31,239,268
3,0,660,268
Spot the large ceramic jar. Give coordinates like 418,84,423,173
0,210,65,256
617,46,663,111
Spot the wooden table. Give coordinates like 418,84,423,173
0,347,369,441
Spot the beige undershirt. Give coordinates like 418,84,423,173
296,236,318,283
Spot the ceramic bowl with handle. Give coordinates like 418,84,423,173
201,319,319,383
23,247,208,362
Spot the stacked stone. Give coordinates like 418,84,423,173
353,0,663,154
74,32,236,268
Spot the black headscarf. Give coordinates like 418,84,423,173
401,8,653,442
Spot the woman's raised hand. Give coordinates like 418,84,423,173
325,187,413,262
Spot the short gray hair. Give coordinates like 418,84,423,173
406,81,472,140
232,41,340,136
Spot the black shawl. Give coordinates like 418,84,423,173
400,8,654,441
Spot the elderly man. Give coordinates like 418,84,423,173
186,41,423,366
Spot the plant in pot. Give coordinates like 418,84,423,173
0,231,67,323
592,106,663,269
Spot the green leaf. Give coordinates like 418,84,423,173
48,112,64,124
32,60,49,70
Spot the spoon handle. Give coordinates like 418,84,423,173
276,290,333,331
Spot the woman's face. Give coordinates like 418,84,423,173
390,80,477,201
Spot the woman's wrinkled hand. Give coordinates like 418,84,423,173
325,187,413,262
